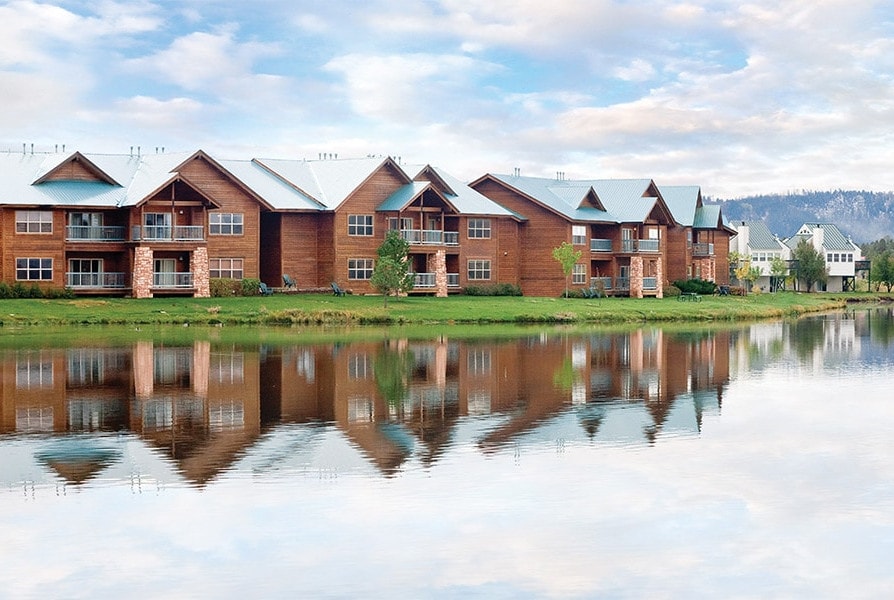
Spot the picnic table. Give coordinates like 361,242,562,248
678,292,701,302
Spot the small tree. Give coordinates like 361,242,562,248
552,241,582,298
769,256,788,292
792,239,828,292
871,250,894,292
734,258,761,294
370,230,416,306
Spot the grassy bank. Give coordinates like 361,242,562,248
0,291,885,329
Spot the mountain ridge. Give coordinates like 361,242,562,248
706,190,894,244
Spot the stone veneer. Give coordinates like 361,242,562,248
132,246,154,299
192,247,211,298
433,250,448,298
655,256,664,299
630,256,644,299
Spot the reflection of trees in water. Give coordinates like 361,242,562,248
374,343,414,409
788,318,827,361
869,308,894,347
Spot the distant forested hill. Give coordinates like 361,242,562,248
706,190,894,244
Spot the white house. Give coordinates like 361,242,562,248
729,221,790,291
784,223,864,292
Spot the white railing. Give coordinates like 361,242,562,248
444,231,459,246
590,276,612,290
590,238,613,252
66,226,126,241
133,226,204,241
643,277,658,290
413,272,436,288
66,272,126,288
153,272,194,288
447,273,459,287
692,243,714,256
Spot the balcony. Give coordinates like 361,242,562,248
615,277,630,291
153,272,194,288
444,231,459,246
66,226,127,242
590,239,613,252
620,239,660,253
413,272,436,288
692,242,715,256
590,276,612,291
399,229,445,245
643,277,658,291
447,273,459,287
132,226,205,242
66,272,126,288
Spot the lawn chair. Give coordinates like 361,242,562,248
282,274,296,289
717,285,730,296
331,281,346,297
259,282,274,296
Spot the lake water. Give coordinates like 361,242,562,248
1,309,893,598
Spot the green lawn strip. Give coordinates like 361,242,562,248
0,292,883,330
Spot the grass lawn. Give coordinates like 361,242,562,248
0,291,883,329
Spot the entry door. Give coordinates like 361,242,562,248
154,259,176,287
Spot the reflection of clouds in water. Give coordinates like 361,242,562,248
1,315,894,597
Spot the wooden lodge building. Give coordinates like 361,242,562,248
470,173,733,297
0,148,730,299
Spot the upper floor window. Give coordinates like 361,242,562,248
468,259,491,280
16,258,52,281
388,217,414,231
468,218,491,239
572,225,587,245
348,214,373,236
210,213,243,235
16,211,52,234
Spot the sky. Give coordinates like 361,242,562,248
2,0,894,198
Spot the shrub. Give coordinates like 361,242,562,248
0,282,11,299
241,277,262,297
663,285,682,297
44,287,75,299
464,283,523,296
672,278,717,295
210,278,241,297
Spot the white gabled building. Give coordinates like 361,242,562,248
784,223,864,292
729,221,790,291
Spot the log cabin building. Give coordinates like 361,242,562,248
470,173,732,297
0,148,727,298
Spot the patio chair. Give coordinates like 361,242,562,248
331,281,346,297
717,285,730,296
259,282,274,296
282,274,296,289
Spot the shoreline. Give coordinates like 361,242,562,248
0,292,887,329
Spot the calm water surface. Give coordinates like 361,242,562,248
1,309,893,598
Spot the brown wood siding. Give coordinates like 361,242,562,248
279,213,326,288
332,166,407,292
259,212,282,285
664,226,691,283
178,156,263,279
43,159,103,182
471,179,574,297
0,208,66,288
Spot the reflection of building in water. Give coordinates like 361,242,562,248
0,341,261,486
0,329,731,483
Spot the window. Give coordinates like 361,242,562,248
16,258,52,281
348,214,373,236
348,258,374,280
388,217,414,231
348,353,371,380
16,353,53,389
827,253,833,262
572,225,587,245
833,253,840,262
468,259,491,280
210,258,244,279
468,218,491,239
468,349,492,375
16,211,52,233
572,263,586,284
209,213,243,235
210,352,244,384
847,254,854,262
686,230,693,247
